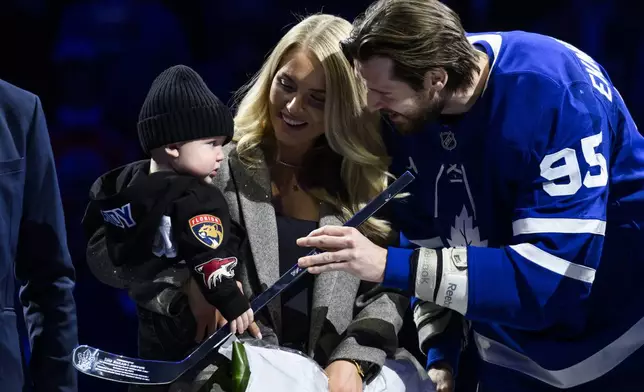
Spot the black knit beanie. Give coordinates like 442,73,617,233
137,65,234,155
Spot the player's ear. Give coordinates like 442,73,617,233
424,68,448,93
165,144,180,158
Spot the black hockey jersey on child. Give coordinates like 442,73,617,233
82,160,250,321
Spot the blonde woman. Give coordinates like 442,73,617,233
209,13,410,392
86,13,419,392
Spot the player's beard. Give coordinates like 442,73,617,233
391,91,446,135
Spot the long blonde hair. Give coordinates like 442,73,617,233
233,14,393,244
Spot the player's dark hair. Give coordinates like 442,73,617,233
341,0,480,93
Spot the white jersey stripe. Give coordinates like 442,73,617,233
474,315,644,388
509,243,596,284
513,218,606,236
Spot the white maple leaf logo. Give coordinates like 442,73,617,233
447,206,488,247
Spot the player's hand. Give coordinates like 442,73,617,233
325,360,363,392
428,361,454,392
297,226,387,282
183,277,219,342
217,281,262,339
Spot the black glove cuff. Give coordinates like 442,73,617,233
206,279,250,321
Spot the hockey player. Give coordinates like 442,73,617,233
83,65,254,356
297,0,644,391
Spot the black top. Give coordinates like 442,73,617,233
276,214,317,352
82,163,250,321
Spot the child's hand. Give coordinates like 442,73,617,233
218,281,263,339
185,277,262,340
229,308,255,335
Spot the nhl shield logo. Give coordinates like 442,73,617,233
440,131,457,150
189,214,224,249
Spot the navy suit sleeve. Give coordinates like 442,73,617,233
14,96,78,392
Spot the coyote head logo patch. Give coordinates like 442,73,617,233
195,257,237,289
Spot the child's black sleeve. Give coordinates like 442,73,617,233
171,184,250,321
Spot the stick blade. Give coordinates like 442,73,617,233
72,345,182,385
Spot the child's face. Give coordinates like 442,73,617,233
172,136,227,183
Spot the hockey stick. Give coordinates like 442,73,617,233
72,170,415,385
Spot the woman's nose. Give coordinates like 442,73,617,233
285,94,305,114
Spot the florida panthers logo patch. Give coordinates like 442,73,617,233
195,257,237,289
189,214,224,249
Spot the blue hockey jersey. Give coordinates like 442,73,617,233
382,31,644,391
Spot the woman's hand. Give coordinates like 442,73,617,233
183,277,219,342
325,360,363,392
183,278,262,341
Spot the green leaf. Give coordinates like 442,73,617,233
231,342,251,392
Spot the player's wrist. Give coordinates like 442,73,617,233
382,246,414,291
428,360,453,374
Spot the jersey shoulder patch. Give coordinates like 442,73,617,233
195,257,237,289
189,214,224,249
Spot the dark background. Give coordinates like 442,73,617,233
0,0,641,391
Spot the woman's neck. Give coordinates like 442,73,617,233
275,141,313,167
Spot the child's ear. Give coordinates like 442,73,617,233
165,144,180,158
